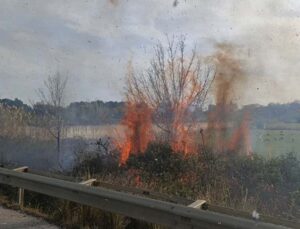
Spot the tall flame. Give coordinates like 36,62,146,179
118,102,153,164
117,42,252,164
207,44,252,155
228,112,252,155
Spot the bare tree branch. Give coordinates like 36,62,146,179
126,37,215,143
36,72,68,167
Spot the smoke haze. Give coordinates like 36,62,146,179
0,0,299,105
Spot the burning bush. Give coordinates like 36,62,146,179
118,102,154,164
117,36,215,163
116,39,257,164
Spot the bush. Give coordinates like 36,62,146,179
72,138,119,178
126,142,187,181
71,141,300,220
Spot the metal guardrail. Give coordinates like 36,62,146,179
0,167,291,229
8,166,297,227
94,180,298,228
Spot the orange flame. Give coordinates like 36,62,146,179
228,112,252,155
207,44,252,155
118,102,153,164
171,124,192,154
170,74,204,154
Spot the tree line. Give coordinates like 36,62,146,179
2,98,300,127
0,98,124,125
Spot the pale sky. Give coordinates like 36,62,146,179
0,0,300,105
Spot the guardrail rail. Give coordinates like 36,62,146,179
0,167,296,229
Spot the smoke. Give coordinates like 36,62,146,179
206,43,252,155
213,43,248,106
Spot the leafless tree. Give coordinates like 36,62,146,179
126,36,215,142
37,72,68,165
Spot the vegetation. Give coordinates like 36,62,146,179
1,97,300,227
1,98,124,126
1,142,298,228
36,72,68,167
252,129,300,158
125,36,215,141
72,142,300,221
65,101,124,125
2,97,300,128
125,145,299,218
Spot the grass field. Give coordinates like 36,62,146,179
64,125,300,158
251,129,300,158
24,124,300,158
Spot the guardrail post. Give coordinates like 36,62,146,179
13,166,28,209
79,178,96,224
18,188,24,208
188,199,208,210
79,178,96,186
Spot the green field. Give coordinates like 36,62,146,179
24,124,300,159
252,129,300,158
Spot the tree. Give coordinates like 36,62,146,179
126,36,215,146
37,72,68,166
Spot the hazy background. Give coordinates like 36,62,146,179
0,0,300,105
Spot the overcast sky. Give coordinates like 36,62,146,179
0,0,300,105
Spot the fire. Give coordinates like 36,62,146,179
171,101,194,154
228,112,252,155
118,96,198,163
118,102,153,164
171,123,192,155
171,103,200,155
170,78,204,155
207,44,252,155
117,40,252,164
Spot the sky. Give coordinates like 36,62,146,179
0,0,300,105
